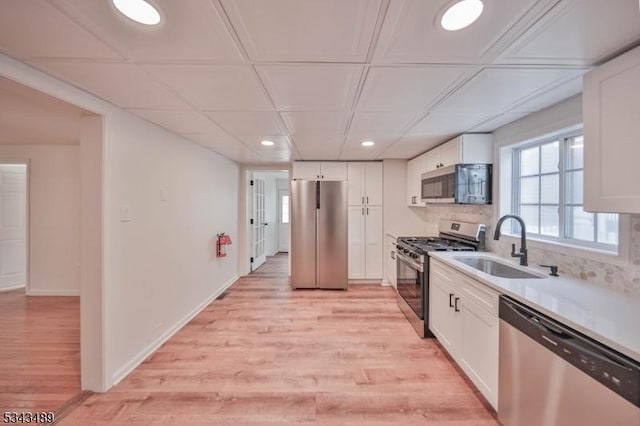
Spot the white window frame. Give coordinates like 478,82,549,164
498,126,630,262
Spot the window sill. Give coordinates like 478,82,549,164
495,233,629,267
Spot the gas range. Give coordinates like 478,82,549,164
396,220,486,338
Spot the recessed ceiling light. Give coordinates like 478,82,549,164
361,141,375,147
441,0,484,31
261,140,275,146
112,0,161,26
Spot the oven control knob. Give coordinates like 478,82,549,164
410,253,418,259
403,249,409,254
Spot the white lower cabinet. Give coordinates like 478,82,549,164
385,235,397,288
429,259,499,410
348,205,382,279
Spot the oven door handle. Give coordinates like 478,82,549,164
396,252,423,272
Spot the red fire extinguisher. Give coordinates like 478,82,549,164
216,233,232,257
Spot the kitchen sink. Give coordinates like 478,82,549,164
454,257,545,279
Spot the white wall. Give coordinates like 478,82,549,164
105,110,240,385
0,145,80,295
0,52,241,390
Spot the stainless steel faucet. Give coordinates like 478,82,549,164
494,214,528,266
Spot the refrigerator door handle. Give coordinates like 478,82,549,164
316,181,320,209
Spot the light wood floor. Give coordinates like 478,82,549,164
59,255,497,425
0,290,80,412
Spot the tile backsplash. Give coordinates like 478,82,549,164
419,205,640,295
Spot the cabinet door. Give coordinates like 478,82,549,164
292,162,321,180
406,156,423,206
364,162,383,205
584,45,640,213
320,162,347,181
459,296,499,410
348,206,365,279
428,277,459,354
347,162,365,205
364,206,382,279
439,137,461,168
424,147,441,172
385,236,397,288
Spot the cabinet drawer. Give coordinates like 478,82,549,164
430,259,461,292
461,275,499,316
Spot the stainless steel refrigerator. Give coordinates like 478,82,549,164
291,180,348,290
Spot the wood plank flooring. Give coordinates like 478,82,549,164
0,290,80,413
59,255,497,425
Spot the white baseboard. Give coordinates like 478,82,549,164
0,284,26,293
348,279,383,285
381,280,392,287
110,274,239,388
27,288,80,296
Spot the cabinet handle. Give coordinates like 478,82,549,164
454,297,460,312
317,175,320,179
449,293,454,308
362,207,364,215
321,175,324,179
391,251,396,260
366,196,369,204
366,207,369,215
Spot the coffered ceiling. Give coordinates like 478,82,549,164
1,0,639,163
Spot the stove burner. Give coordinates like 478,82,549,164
397,236,476,253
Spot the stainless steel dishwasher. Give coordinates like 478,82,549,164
498,296,640,426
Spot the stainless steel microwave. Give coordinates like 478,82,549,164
421,164,492,204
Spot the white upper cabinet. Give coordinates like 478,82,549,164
406,153,426,206
584,45,640,213
292,162,347,181
347,162,382,205
424,134,493,173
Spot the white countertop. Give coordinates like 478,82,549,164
429,252,640,362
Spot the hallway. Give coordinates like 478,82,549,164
56,269,496,425
0,290,80,412
251,252,288,278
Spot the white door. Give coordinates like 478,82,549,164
347,206,365,279
364,205,383,279
347,162,365,205
0,164,27,290
252,178,266,270
277,188,289,252
364,162,383,205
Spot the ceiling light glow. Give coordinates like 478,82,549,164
112,0,161,26
261,140,275,146
361,141,375,147
441,0,484,31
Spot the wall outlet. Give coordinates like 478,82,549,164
160,188,167,201
120,205,132,222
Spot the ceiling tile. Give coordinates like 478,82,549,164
373,0,542,64
221,0,382,62
436,67,587,114
509,76,583,113
357,66,474,111
142,64,272,110
347,112,418,139
404,111,491,140
381,135,448,159
184,133,262,163
30,61,190,109
0,0,123,60
129,109,230,135
206,111,286,139
280,111,348,135
340,135,398,160
53,0,243,62
256,65,363,110
497,0,640,66
470,112,531,132
291,133,343,160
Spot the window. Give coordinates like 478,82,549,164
281,195,289,224
510,131,619,251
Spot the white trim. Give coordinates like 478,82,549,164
380,280,392,287
0,284,26,292
348,279,383,285
26,289,80,296
110,274,239,387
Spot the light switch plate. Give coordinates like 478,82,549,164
120,205,132,222
161,188,167,201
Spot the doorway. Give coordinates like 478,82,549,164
0,163,27,291
246,170,290,274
